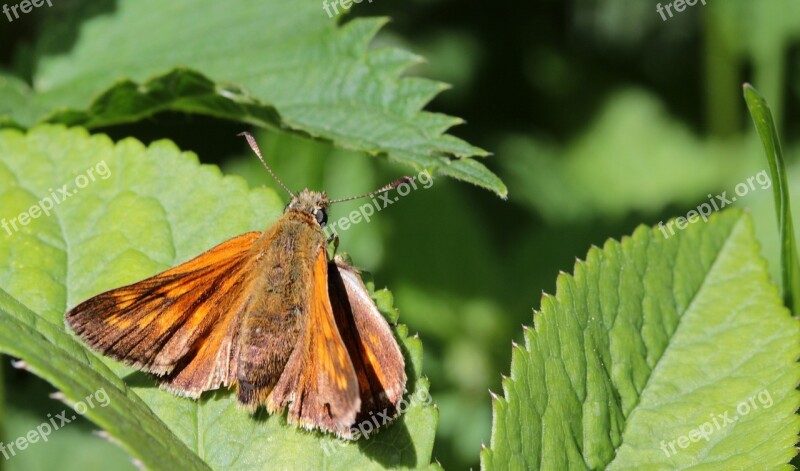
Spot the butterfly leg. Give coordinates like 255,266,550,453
327,232,340,257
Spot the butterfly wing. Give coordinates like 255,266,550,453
328,256,407,419
66,231,262,397
263,246,361,437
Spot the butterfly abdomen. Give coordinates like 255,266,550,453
235,211,326,409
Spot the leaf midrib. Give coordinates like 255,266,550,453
605,214,745,467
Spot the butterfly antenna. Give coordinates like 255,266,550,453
239,132,294,197
329,176,414,204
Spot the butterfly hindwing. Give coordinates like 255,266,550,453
329,257,407,419
66,231,262,397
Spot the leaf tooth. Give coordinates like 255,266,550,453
11,359,27,370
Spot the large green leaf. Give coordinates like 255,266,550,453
481,209,800,469
0,0,505,197
0,125,437,469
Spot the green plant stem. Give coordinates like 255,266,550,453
704,8,740,137
743,84,800,315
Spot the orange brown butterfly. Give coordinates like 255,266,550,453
65,132,408,438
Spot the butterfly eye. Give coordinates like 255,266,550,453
314,209,327,226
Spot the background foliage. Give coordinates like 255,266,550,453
1,0,800,469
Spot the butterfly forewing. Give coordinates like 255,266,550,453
66,231,261,395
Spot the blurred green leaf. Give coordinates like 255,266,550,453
501,90,748,222
481,209,800,469
0,125,437,470
0,0,505,197
744,84,800,314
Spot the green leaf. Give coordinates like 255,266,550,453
0,0,504,197
0,290,208,470
744,83,800,315
46,69,282,131
0,125,437,469
481,209,800,469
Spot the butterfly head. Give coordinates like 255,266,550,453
239,132,413,229
287,189,329,227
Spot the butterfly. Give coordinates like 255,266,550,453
66,132,409,438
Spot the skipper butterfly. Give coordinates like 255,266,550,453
66,133,409,438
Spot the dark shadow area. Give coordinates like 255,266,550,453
355,416,416,468
97,113,256,167
120,370,157,389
